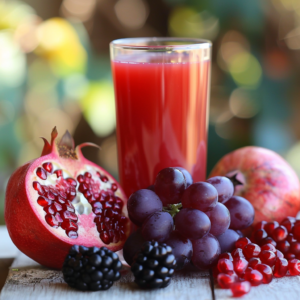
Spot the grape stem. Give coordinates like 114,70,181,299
163,203,182,218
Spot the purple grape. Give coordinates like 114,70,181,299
175,167,193,187
174,208,211,240
205,202,230,236
141,212,174,242
216,229,240,253
191,234,221,269
123,229,146,266
165,231,193,270
154,167,186,206
206,176,234,203
127,189,163,226
224,196,255,230
181,182,218,212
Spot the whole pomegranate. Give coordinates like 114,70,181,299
209,146,300,225
5,128,131,269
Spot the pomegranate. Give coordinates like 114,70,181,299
5,128,131,269
209,146,300,225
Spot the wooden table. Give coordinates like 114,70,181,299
1,226,300,299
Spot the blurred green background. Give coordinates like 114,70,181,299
1,0,300,224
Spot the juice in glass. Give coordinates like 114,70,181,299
110,38,211,197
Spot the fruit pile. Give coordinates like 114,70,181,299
124,167,255,274
215,217,300,297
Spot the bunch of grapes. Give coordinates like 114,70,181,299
123,167,255,271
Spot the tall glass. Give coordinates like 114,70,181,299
110,38,212,197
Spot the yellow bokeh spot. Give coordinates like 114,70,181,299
36,18,86,77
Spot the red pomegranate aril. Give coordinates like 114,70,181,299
231,281,251,297
119,216,127,225
235,237,251,249
218,258,234,274
292,222,300,241
54,212,63,223
111,183,118,192
63,203,75,213
290,242,300,255
254,263,273,284
264,221,279,235
288,259,300,276
50,188,58,196
62,211,78,222
37,196,52,207
84,190,92,200
253,229,268,244
57,197,66,204
259,237,277,247
101,175,108,182
254,221,267,231
33,181,44,195
67,188,76,200
217,273,236,289
219,253,233,261
276,250,284,258
66,178,77,187
53,202,62,211
286,253,296,260
46,191,55,201
271,225,288,242
54,169,62,178
232,248,245,259
244,269,263,286
85,172,92,178
261,243,276,252
287,233,297,244
42,162,53,173
233,257,248,276
248,257,261,269
100,231,111,244
61,219,78,231
78,183,88,193
36,167,47,180
277,240,290,254
77,174,84,183
274,258,288,277
281,217,295,233
259,250,276,267
45,214,59,228
44,205,56,215
243,243,261,260
67,230,78,239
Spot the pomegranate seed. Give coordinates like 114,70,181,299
36,167,47,180
45,214,59,228
217,273,236,289
78,183,88,193
254,263,273,284
84,172,92,178
274,257,288,277
288,259,300,276
286,253,296,260
259,237,277,247
44,205,55,215
292,222,300,241
277,240,290,254
254,221,267,231
101,175,108,182
119,216,127,225
261,243,276,252
231,281,251,297
62,211,78,222
53,202,63,211
290,242,300,255
67,188,76,200
233,257,248,276
61,220,78,231
42,162,53,173
259,250,276,267
66,178,77,187
57,197,66,204
33,181,44,195
54,212,63,223
248,257,261,269
84,177,90,184
54,169,63,178
243,243,261,260
235,237,251,249
287,233,297,244
77,174,84,183
281,217,295,233
83,190,92,200
67,231,78,239
111,183,118,192
218,258,234,274
46,191,55,201
50,188,58,196
244,269,263,286
264,221,279,235
253,229,268,244
94,216,103,224
100,231,111,244
37,196,52,207
113,203,121,211
272,225,288,242
276,250,284,258
231,248,245,259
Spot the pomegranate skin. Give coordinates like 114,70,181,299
5,129,131,269
209,146,300,226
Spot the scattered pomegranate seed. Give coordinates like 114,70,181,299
217,273,236,289
248,257,261,269
276,250,284,258
253,229,268,244
101,175,108,182
288,259,300,276
276,240,290,254
54,169,63,178
261,243,276,252
286,253,296,260
286,233,297,244
254,221,267,231
244,269,263,286
243,243,261,260
231,281,251,297
255,264,273,284
36,167,47,180
281,217,295,232
233,257,248,276
232,248,245,259
292,222,300,241
259,250,276,267
235,237,251,249
42,162,53,173
274,257,288,277
264,221,279,235
271,225,288,242
259,237,277,247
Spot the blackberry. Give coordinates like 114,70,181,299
62,245,122,291
131,241,176,289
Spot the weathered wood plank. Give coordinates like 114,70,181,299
214,276,300,300
0,252,213,300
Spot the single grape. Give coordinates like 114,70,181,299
154,167,186,206
165,230,193,270
127,189,163,226
141,212,174,242
224,196,255,230
205,202,230,236
192,234,221,269
206,176,234,203
181,182,218,212
174,208,211,240
175,167,193,187
123,229,146,266
217,229,240,253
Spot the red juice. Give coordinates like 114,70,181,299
112,57,210,197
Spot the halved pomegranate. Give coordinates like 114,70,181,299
5,128,132,269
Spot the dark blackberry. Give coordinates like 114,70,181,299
131,241,176,289
62,245,122,291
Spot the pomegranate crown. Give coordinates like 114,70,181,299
41,127,99,159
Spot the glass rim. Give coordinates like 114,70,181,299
110,37,212,51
